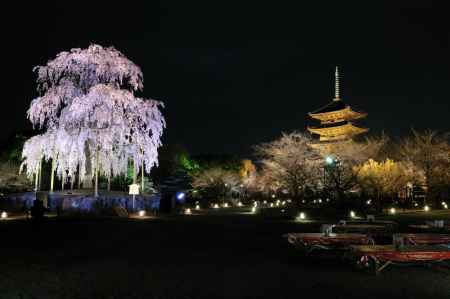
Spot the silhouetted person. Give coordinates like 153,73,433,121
30,199,48,221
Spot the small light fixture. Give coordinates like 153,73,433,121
213,203,219,209
195,204,200,210
185,208,192,215
223,203,229,208
350,211,356,218
270,203,274,207
424,205,430,212
237,202,243,207
1,211,7,219
298,212,306,220
271,194,276,199
389,208,396,215
251,206,257,213
138,210,146,217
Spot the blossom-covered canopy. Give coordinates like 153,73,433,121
22,44,165,182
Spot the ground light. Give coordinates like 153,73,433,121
195,204,200,210
253,201,258,207
237,202,243,207
138,210,146,217
424,205,430,212
223,203,229,208
251,206,257,213
350,211,356,218
213,203,219,209
1,211,7,219
184,208,192,215
442,202,448,209
297,212,306,220
389,208,396,215
270,203,274,207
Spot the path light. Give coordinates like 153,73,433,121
223,203,229,208
251,206,257,213
366,200,371,205
350,211,356,218
318,199,322,204
424,205,430,212
270,203,274,208
1,211,7,219
282,201,286,206
195,204,200,210
184,208,192,215
253,201,258,207
213,203,219,209
271,194,276,199
138,210,146,217
263,200,267,204
389,208,396,215
237,202,243,207
298,212,306,220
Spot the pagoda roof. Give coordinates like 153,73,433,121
310,99,347,114
307,122,368,139
308,101,367,123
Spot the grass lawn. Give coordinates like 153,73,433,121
1,209,450,299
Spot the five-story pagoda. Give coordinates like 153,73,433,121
308,67,368,145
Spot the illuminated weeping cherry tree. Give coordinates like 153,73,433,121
21,44,165,196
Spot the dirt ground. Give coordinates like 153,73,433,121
1,210,450,299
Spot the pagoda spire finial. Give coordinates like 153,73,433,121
334,66,340,101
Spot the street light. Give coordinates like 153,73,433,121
325,156,334,164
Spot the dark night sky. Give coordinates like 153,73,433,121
2,1,449,155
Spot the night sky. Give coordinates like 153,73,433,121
3,1,449,155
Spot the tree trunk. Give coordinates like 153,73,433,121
38,158,43,191
133,159,137,184
94,146,99,197
34,170,39,192
78,169,81,189
61,162,65,192
141,160,144,193
50,159,55,193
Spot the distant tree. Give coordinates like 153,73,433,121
318,135,388,200
192,167,240,200
399,130,450,204
357,159,417,211
255,132,322,201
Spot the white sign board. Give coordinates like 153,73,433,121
129,184,140,195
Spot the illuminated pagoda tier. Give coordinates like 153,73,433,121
308,67,368,144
